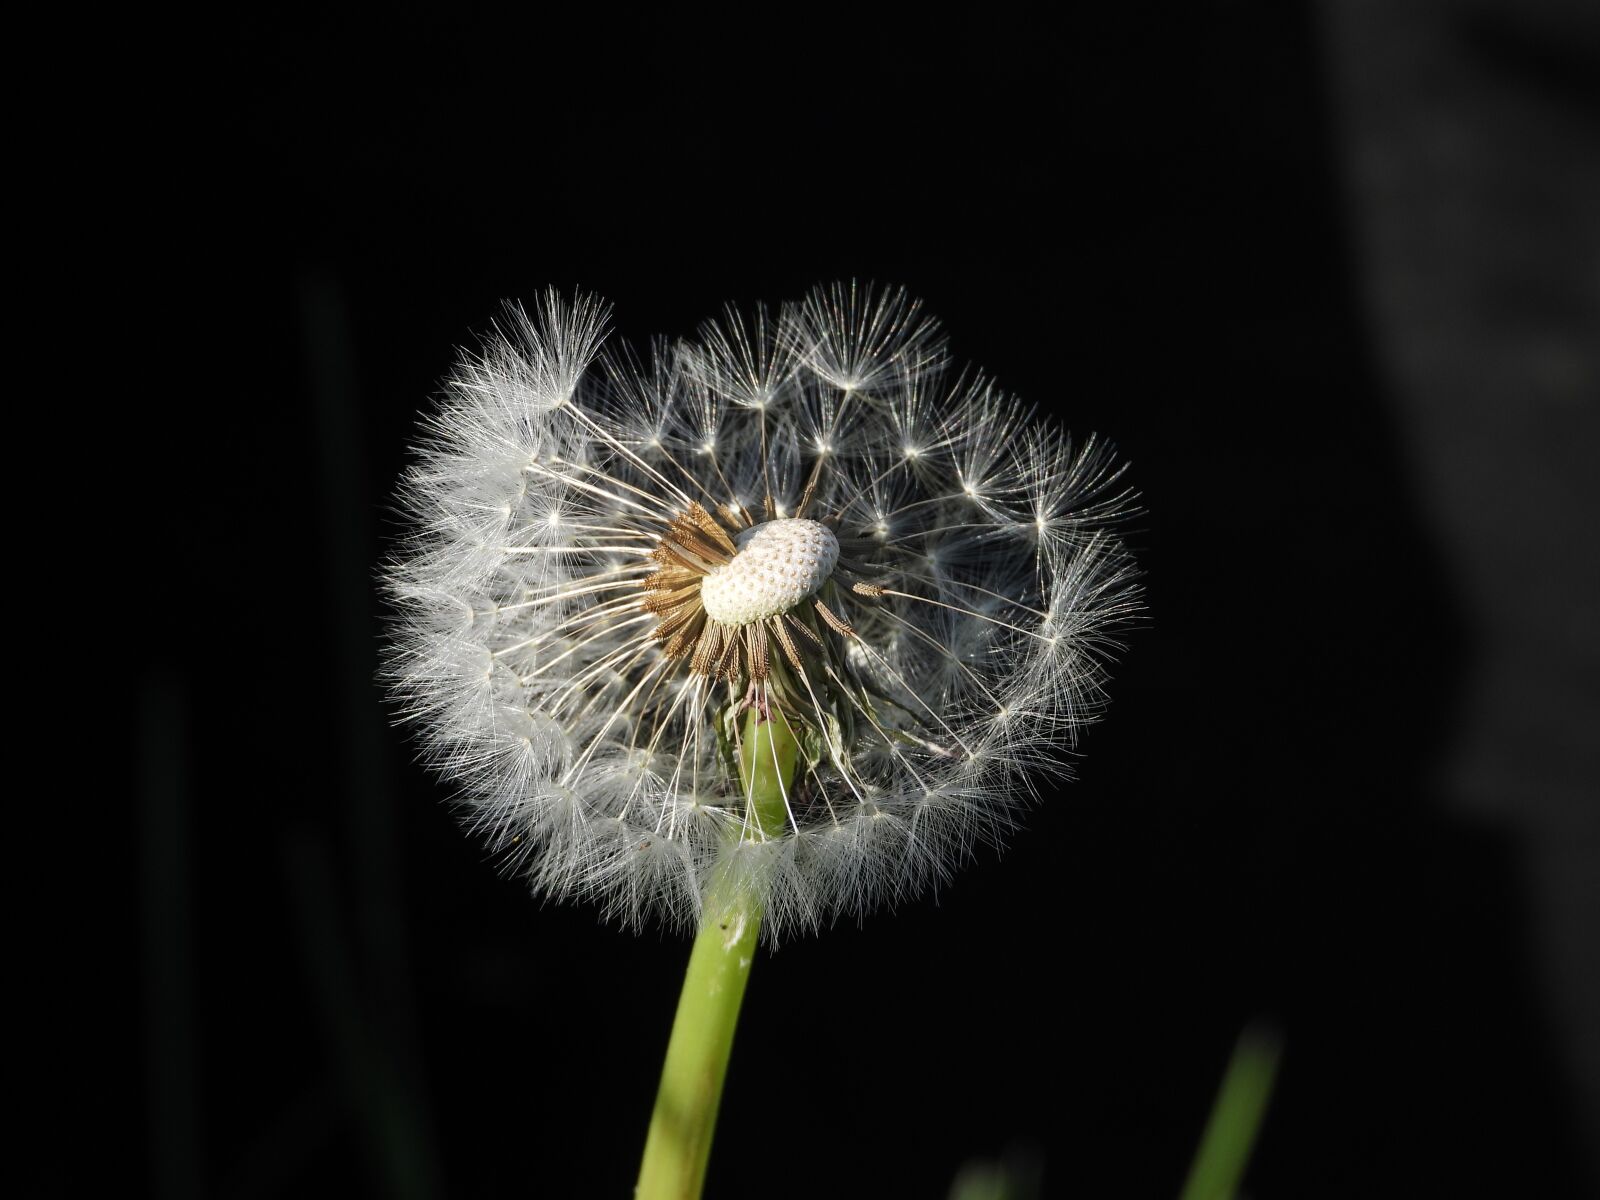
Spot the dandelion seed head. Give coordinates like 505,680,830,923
383,283,1141,942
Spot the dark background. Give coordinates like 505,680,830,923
116,3,1599,1197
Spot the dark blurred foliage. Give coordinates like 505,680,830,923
106,2,1600,1197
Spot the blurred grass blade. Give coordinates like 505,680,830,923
947,1146,1043,1200
1179,1024,1283,1200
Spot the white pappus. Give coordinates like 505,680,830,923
384,282,1142,941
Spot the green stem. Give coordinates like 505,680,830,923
1178,1024,1283,1200
635,707,800,1200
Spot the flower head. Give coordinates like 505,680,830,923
385,283,1140,940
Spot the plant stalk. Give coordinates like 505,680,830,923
1179,1023,1283,1200
635,707,799,1200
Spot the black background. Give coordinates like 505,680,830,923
117,4,1599,1198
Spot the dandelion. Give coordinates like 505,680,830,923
383,282,1140,1198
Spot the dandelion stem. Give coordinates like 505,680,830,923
635,706,799,1200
